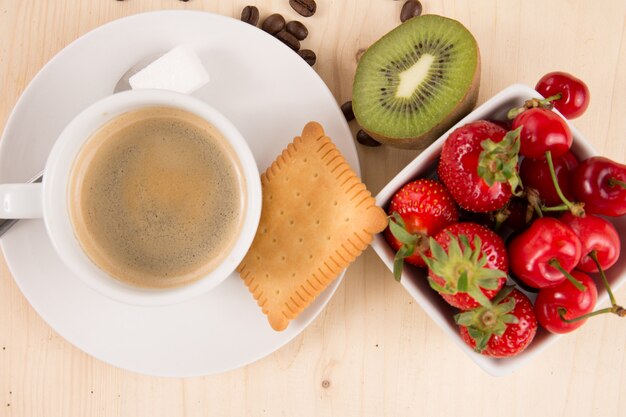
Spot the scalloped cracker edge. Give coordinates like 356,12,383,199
236,121,388,331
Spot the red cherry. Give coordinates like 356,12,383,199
572,156,626,217
536,71,590,119
512,108,572,159
559,212,620,273
508,217,582,289
520,151,579,206
535,271,597,334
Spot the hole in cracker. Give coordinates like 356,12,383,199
275,289,280,295
265,273,269,278
303,157,308,162
327,236,331,241
296,192,301,197
333,201,338,206
315,220,320,225
256,255,261,261
272,238,277,243
313,173,319,178
309,254,313,259
280,210,284,215
289,220,295,225
291,273,296,278
299,238,303,243
281,256,286,261
345,217,350,222
307,201,312,207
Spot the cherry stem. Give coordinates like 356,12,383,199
507,106,525,120
506,94,563,119
558,251,626,323
608,177,626,189
558,306,623,323
541,93,563,104
541,203,569,212
544,151,585,217
589,250,617,306
548,259,586,291
545,151,572,207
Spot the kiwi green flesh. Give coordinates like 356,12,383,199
352,14,480,149
366,62,480,150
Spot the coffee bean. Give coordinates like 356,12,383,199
262,14,286,35
356,130,381,147
400,0,422,22
276,30,301,51
341,101,354,121
286,21,308,41
240,6,260,26
297,49,316,65
289,0,316,17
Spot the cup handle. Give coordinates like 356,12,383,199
0,183,43,219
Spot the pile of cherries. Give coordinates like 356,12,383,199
507,72,625,334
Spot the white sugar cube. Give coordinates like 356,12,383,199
129,45,210,94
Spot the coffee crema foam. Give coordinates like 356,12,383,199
69,107,245,289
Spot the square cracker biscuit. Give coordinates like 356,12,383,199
237,121,388,331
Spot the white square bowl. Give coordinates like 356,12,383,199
370,84,626,376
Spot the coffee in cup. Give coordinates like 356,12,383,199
68,106,246,289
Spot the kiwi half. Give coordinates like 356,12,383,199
352,15,480,150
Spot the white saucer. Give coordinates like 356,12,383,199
0,10,357,377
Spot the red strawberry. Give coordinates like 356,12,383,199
385,179,458,279
425,222,508,310
438,121,522,212
456,287,537,358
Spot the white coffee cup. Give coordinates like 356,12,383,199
0,89,262,306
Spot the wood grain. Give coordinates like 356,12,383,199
1,0,625,416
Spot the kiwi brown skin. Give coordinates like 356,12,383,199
365,54,481,150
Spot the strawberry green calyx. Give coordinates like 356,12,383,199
423,233,506,307
478,127,523,196
454,286,519,352
389,212,429,282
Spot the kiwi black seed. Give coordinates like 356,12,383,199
352,15,480,150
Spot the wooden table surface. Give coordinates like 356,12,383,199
1,0,625,416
